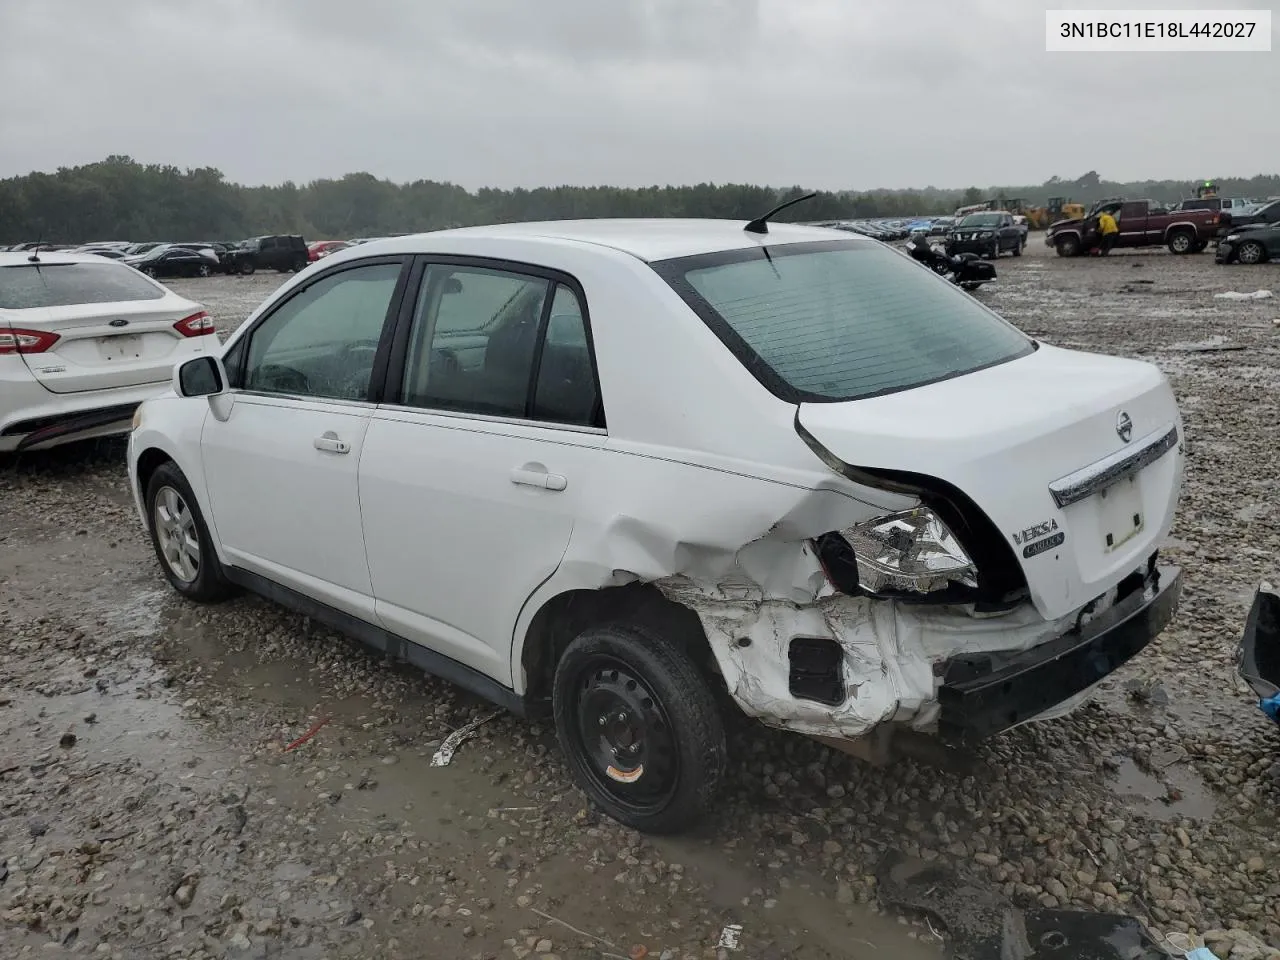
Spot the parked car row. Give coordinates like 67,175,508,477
0,235,370,278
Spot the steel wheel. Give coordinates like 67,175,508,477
567,655,680,817
153,485,200,583
1238,241,1265,265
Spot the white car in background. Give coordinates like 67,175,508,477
127,218,1184,833
1,251,215,452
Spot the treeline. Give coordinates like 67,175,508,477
2,156,1279,243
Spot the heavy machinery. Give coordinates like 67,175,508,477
1024,197,1086,229
1195,179,1218,199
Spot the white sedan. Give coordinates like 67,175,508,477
127,218,1185,833
1,251,214,452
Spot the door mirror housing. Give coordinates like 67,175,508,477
174,355,227,398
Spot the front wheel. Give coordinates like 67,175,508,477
146,463,234,603
553,622,726,834
197,264,210,278
238,260,256,276
1237,240,1266,264
1055,235,1080,257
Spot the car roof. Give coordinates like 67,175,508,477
363,219,862,263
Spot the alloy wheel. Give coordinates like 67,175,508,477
154,485,201,583
1238,241,1264,265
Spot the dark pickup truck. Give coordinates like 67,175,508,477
222,235,309,275
1045,199,1219,256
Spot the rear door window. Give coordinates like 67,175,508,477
653,239,1033,403
0,261,165,308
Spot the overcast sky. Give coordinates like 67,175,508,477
1,0,1275,191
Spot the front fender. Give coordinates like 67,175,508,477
128,398,225,565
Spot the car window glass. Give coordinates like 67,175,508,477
532,284,602,428
0,261,165,309
243,261,401,401
401,265,550,418
656,240,1032,402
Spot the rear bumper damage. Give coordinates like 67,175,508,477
659,558,1179,746
938,564,1180,741
1237,581,1280,725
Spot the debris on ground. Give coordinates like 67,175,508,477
1213,289,1273,300
282,714,331,751
715,923,743,951
875,851,1169,960
429,710,500,766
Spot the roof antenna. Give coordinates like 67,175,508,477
744,192,818,234
28,233,43,263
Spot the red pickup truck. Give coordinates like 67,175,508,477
1044,199,1219,256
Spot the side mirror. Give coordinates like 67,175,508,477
174,355,227,398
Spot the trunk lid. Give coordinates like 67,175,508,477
1,299,209,393
797,344,1184,620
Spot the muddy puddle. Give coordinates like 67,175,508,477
1107,757,1217,822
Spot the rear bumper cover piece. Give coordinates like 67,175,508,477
937,564,1182,741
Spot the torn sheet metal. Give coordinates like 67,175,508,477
430,711,500,767
875,850,1168,960
657,572,1084,742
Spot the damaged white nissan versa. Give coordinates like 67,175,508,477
127,213,1184,833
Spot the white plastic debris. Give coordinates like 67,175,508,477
1213,289,1273,300
429,711,500,767
715,924,743,951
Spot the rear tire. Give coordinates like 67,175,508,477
1012,239,1023,257
145,463,234,603
1055,235,1080,257
1167,230,1195,254
552,622,726,834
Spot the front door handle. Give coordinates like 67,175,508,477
510,464,567,491
313,432,351,454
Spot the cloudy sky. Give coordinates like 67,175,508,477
1,0,1275,191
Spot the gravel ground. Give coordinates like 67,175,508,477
2,243,1280,960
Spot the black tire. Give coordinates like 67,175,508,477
1167,230,1195,254
1012,239,1023,257
552,622,726,834
143,267,157,277
961,281,983,290
145,462,234,603
197,264,210,278
1190,240,1207,254
238,260,256,276
1055,235,1080,257
294,257,307,272
1237,240,1266,265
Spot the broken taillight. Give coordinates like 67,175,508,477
0,328,60,354
173,311,215,337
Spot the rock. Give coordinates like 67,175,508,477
836,881,855,905
173,885,195,908
974,853,1000,867
28,818,48,837
59,732,77,749
1245,856,1265,873
535,940,553,953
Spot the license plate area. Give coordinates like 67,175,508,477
97,334,143,361
1096,473,1143,552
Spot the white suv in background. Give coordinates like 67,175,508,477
1,251,214,452
127,219,1185,833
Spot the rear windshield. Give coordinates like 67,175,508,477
0,261,165,309
652,239,1034,403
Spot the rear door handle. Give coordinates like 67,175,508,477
313,432,351,454
510,465,567,491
